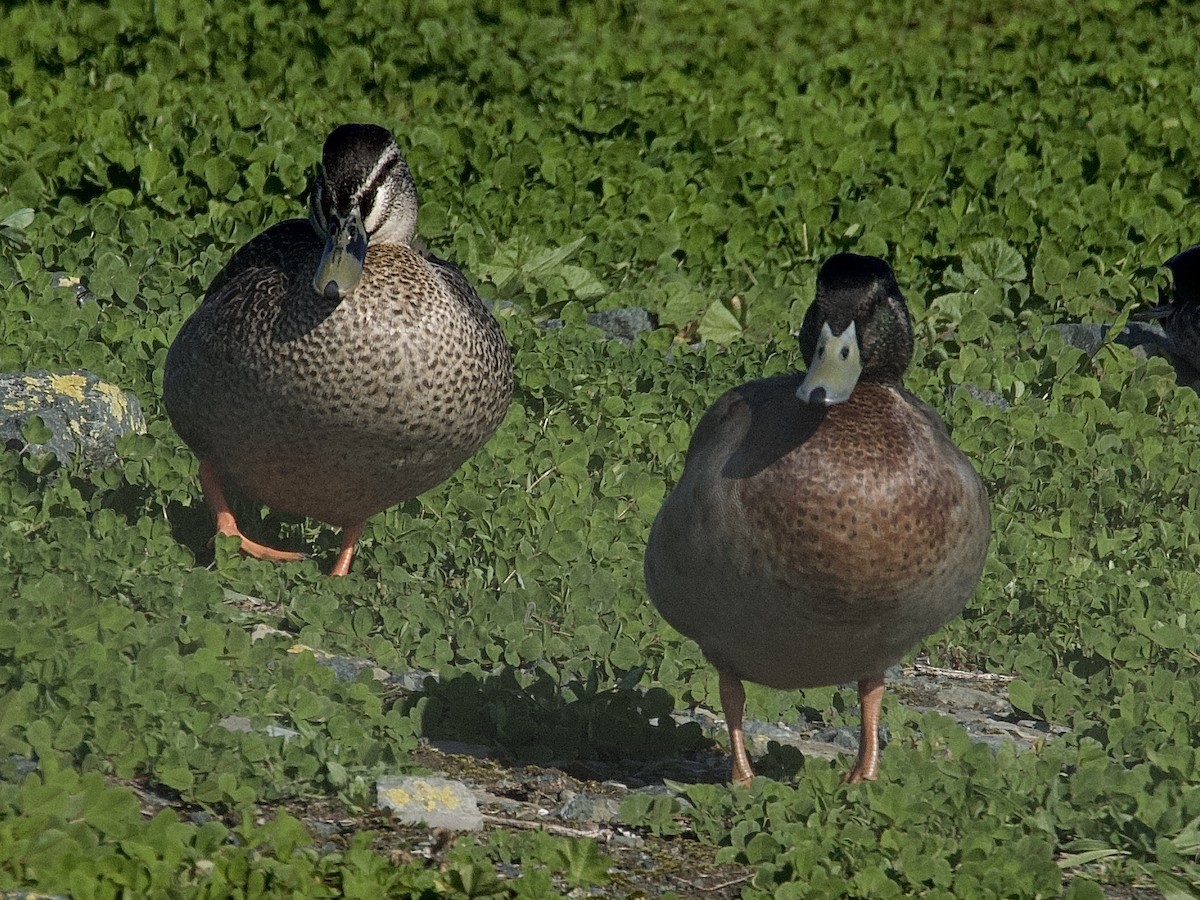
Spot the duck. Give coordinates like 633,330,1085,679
644,253,990,785
1141,245,1200,372
164,124,512,576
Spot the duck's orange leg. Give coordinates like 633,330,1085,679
199,459,305,564
329,522,364,577
719,670,755,787
844,673,885,783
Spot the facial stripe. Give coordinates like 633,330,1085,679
351,147,401,215
363,184,388,235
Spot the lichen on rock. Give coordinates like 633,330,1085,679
0,369,145,467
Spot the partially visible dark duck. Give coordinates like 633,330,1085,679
1141,245,1200,371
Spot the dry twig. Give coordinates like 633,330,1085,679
907,661,1015,682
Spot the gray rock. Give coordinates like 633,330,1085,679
475,790,525,814
891,675,1013,718
1117,320,1171,355
216,715,297,741
937,683,1013,717
50,272,99,305
1049,322,1108,355
286,644,397,683
0,369,145,467
815,725,889,752
314,653,379,682
585,308,658,343
388,668,438,692
1047,321,1172,358
304,818,342,839
947,383,1010,411
742,717,812,741
377,775,484,831
558,792,622,824
629,783,679,799
539,306,658,344
610,831,647,848
2,755,39,782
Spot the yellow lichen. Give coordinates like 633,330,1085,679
49,373,89,402
382,787,413,806
96,382,126,413
381,782,464,811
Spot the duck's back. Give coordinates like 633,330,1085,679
645,374,989,689
163,222,512,527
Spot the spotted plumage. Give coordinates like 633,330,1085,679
164,124,512,575
644,253,990,784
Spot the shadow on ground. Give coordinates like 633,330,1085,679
407,666,711,775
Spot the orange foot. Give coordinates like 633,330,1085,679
200,459,305,564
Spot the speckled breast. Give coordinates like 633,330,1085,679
165,240,512,526
735,388,977,605
646,380,989,690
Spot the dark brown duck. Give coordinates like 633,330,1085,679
644,253,990,785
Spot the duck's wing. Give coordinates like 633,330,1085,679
201,219,320,307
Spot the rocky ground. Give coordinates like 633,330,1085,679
4,556,1172,900
74,662,1017,898
78,656,1164,899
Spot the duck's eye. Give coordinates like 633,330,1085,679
817,346,826,358
840,346,850,360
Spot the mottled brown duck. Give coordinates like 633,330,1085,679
644,253,990,785
164,124,512,576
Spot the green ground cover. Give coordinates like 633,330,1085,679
2,0,1200,895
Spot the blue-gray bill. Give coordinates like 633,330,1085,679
313,207,368,300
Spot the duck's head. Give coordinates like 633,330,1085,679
308,123,419,302
796,253,913,406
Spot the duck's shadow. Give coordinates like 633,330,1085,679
163,495,309,567
396,666,830,786
399,667,752,784
165,493,381,572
